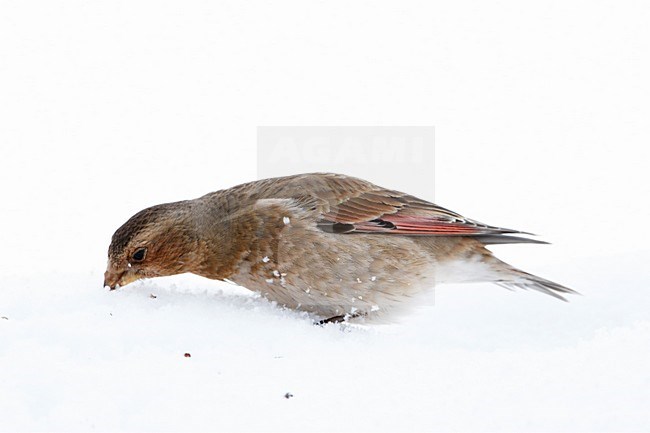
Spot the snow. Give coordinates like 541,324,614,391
1,253,649,432
2,0,650,431
1,228,648,430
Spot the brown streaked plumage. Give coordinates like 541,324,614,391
104,173,576,321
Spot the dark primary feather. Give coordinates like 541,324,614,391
310,177,524,237
474,235,548,245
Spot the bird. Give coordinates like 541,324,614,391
104,173,576,322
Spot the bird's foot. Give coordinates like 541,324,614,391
315,312,363,326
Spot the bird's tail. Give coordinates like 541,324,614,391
433,241,577,301
487,256,578,301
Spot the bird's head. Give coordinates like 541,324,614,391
104,202,201,290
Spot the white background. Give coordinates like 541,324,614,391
257,126,436,200
1,1,649,432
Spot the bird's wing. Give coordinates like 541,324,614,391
269,173,526,236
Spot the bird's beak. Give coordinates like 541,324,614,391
103,268,143,290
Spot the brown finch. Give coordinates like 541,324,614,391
104,173,575,322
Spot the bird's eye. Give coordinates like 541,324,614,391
131,248,147,262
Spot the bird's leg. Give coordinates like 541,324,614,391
316,312,363,326
317,314,347,325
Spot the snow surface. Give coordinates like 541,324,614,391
2,252,649,432
2,0,650,431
